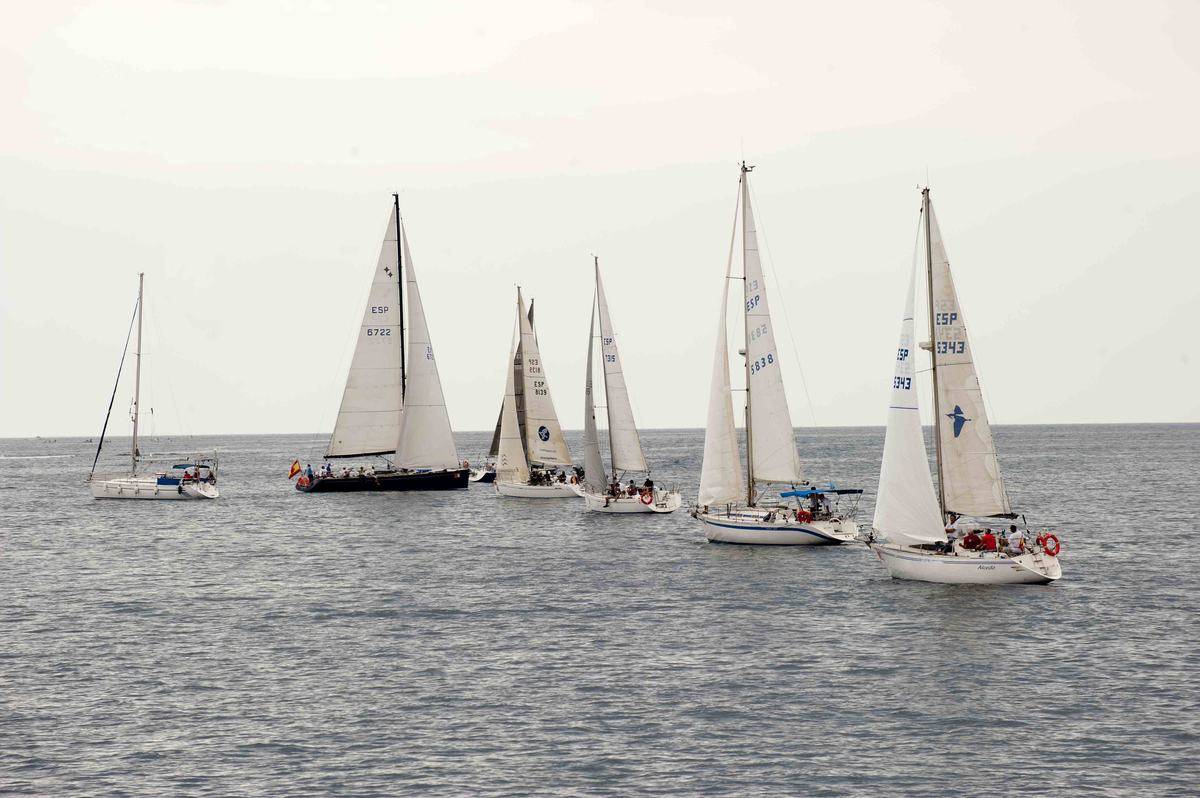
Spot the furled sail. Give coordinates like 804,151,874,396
595,263,647,473
517,289,572,466
698,265,745,507
927,198,1012,517
874,259,945,546
581,298,607,489
741,171,804,485
327,205,404,457
394,225,460,470
496,322,530,484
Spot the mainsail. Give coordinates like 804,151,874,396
393,225,460,470
741,171,804,485
595,263,647,473
581,296,607,489
927,197,1012,517
517,288,572,466
327,205,404,457
874,258,944,546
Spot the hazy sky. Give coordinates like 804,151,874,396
2,0,1198,438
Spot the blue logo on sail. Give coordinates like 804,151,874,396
946,405,971,437
538,426,550,442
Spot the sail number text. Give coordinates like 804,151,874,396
371,306,389,314
366,328,391,336
935,312,959,326
750,353,774,374
892,376,912,389
532,379,548,397
897,347,909,361
936,341,965,355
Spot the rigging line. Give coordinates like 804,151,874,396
745,178,818,427
91,297,140,478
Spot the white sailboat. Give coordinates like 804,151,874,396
295,195,468,492
693,164,861,544
88,273,219,500
576,258,682,513
868,188,1062,584
494,289,578,497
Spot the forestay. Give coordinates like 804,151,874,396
927,200,1012,517
581,297,607,489
327,205,404,457
517,289,572,466
874,260,945,546
394,225,460,470
741,171,804,485
595,264,647,473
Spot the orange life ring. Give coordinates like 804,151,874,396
297,475,310,488
1042,533,1061,557
795,508,813,523
640,490,654,505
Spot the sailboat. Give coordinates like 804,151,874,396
473,301,540,485
88,273,219,500
868,188,1061,584
494,288,578,497
576,258,682,513
692,163,861,544
295,195,468,493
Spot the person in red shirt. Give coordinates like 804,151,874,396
981,529,998,551
961,530,982,550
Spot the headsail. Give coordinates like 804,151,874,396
517,289,572,466
581,297,607,489
488,301,534,458
595,262,647,473
327,205,404,457
927,198,1012,517
497,320,530,483
874,256,945,546
394,224,460,470
698,251,745,507
741,170,804,485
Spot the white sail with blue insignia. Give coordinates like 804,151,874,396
517,288,572,466
874,259,945,546
927,200,1012,517
393,224,460,470
327,205,404,458
741,171,804,485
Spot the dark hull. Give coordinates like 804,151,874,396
471,471,496,484
297,468,469,493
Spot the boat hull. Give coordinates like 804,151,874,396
869,543,1062,584
582,490,683,514
469,469,496,483
494,480,580,498
297,468,469,493
696,509,858,545
90,477,220,500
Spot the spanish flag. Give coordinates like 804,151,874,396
288,459,301,479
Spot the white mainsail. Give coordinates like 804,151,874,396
927,199,1012,517
394,225,460,470
874,259,945,546
517,289,572,466
741,171,804,485
327,205,404,457
581,297,607,489
497,319,530,483
698,267,745,507
595,263,647,473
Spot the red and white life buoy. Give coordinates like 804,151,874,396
795,508,813,523
640,491,654,505
1041,533,1061,557
296,475,310,488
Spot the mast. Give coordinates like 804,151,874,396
923,187,946,518
740,162,755,506
131,272,144,474
394,192,407,400
595,256,617,480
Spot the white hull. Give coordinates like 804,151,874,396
870,543,1061,585
696,509,858,545
494,480,580,498
581,490,683,514
90,476,220,500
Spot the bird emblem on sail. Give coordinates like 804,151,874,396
538,425,550,442
946,405,971,437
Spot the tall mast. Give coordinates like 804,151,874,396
740,163,755,506
393,193,407,400
923,187,946,518
131,272,144,474
595,256,617,480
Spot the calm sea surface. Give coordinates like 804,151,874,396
2,425,1197,796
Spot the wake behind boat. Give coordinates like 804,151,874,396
494,288,578,498
87,273,219,501
692,163,860,544
867,187,1061,584
576,257,681,514
293,195,468,493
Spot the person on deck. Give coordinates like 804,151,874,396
643,477,654,490
961,529,982,550
980,529,998,552
627,480,637,496
1005,525,1026,556
305,463,314,481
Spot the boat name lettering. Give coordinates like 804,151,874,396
977,564,996,570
